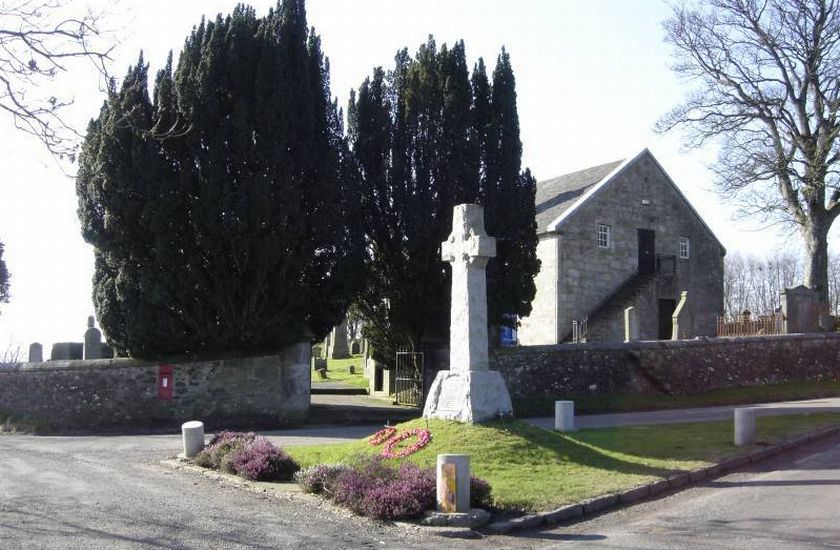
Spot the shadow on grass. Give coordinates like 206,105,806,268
485,419,691,479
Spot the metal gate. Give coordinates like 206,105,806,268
395,351,424,407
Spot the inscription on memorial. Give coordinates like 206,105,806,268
437,378,466,411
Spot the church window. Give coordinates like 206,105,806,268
597,224,611,248
679,236,690,259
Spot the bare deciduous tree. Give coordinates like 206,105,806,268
659,0,840,303
1,0,114,159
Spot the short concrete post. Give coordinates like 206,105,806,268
734,408,756,446
182,421,205,458
554,400,575,432
436,454,470,513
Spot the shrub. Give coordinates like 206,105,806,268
470,475,493,508
330,456,436,520
192,431,256,470
229,437,300,482
295,464,350,495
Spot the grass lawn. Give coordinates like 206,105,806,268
513,380,840,417
288,414,840,512
311,355,369,389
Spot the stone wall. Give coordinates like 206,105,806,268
0,343,310,431
418,334,840,401
488,334,840,399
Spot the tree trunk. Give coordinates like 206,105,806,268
803,219,830,304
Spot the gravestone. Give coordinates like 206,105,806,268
350,340,361,355
671,291,688,340
28,342,43,363
84,316,104,360
327,319,350,360
50,342,83,360
423,204,513,423
624,306,638,342
781,286,826,334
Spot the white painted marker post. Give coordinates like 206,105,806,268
554,401,575,432
734,408,756,446
437,454,471,513
182,420,205,458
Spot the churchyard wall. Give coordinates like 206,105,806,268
0,343,310,431
475,333,840,398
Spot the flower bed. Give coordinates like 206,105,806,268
193,431,300,482
295,455,493,520
368,426,431,458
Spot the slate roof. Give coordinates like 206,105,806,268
535,159,623,234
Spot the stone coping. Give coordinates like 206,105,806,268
480,423,840,536
491,331,840,355
2,348,309,373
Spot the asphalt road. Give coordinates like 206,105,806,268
523,433,840,549
2,401,840,549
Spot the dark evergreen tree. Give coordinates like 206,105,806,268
349,40,538,364
77,1,362,358
0,239,10,309
483,49,539,336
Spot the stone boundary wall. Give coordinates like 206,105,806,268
0,343,310,431
488,333,840,398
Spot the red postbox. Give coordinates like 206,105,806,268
158,364,174,400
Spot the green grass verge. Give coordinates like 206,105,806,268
287,414,840,512
311,355,369,389
513,380,840,417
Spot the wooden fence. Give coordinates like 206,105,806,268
716,313,784,337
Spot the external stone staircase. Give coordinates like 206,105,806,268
563,272,656,342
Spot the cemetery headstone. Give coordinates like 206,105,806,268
50,342,83,360
84,316,104,360
423,204,513,423
28,342,43,363
327,319,350,359
781,285,826,334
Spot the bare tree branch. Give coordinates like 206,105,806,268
659,0,840,302
0,0,115,160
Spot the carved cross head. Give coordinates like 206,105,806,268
441,204,496,268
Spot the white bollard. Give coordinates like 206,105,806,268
436,454,471,513
182,420,205,458
554,400,575,432
734,408,756,446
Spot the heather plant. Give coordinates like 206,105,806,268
470,476,493,508
331,458,436,519
192,431,256,470
294,464,351,495
229,437,300,482
302,455,495,519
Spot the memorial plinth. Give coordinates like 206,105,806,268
423,204,513,423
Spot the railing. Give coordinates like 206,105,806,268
716,313,784,337
394,351,424,407
656,254,676,275
572,317,588,343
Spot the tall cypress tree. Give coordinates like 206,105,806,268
77,1,361,358
484,49,539,334
349,40,538,365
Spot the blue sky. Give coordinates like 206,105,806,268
0,0,814,354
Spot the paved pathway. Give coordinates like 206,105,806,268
525,432,840,549
527,396,840,431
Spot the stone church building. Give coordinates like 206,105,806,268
518,149,725,345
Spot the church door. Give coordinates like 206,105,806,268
637,229,656,275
